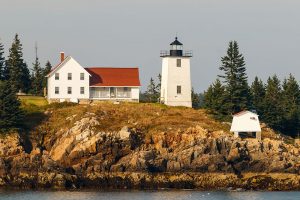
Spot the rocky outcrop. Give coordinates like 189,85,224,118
1,111,300,190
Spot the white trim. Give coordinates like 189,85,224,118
46,56,92,77
89,86,140,87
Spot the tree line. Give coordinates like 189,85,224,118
0,34,52,96
204,41,300,138
0,34,52,131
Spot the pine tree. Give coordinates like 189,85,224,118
204,79,227,119
156,73,161,94
219,41,250,114
281,74,300,136
263,75,284,131
4,34,31,93
41,61,52,96
31,56,43,96
191,88,201,109
0,81,24,131
146,77,158,102
0,41,4,81
250,76,266,116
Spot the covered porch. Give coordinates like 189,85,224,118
90,87,132,99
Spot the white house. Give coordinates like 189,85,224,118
160,37,192,107
230,110,262,140
46,52,140,103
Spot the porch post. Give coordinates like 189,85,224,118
256,132,262,141
234,132,239,138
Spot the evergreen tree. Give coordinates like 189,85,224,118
31,56,43,96
0,41,4,81
156,73,161,94
281,74,300,136
219,41,250,114
204,79,227,119
42,61,52,89
263,75,284,131
0,81,23,131
146,77,159,102
191,88,201,109
250,76,266,116
4,34,31,93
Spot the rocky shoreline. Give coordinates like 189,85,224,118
1,105,300,190
1,172,300,190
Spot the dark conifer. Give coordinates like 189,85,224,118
42,61,52,93
5,34,31,93
250,76,266,116
31,56,43,96
281,74,300,136
156,73,161,94
191,88,201,109
263,75,284,131
146,77,158,102
0,41,4,81
219,41,250,114
204,79,227,119
0,81,23,131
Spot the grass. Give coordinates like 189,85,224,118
19,96,48,107
38,101,232,140
18,96,48,130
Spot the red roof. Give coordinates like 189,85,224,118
85,67,141,87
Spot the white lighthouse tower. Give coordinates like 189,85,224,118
160,37,192,107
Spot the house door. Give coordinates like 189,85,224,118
110,87,116,98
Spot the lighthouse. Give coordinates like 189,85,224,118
160,37,192,107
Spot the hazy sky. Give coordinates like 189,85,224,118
1,0,300,92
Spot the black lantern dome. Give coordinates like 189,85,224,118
169,37,183,56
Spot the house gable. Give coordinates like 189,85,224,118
47,56,91,101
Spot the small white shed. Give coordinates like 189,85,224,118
230,110,262,140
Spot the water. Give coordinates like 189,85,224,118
0,190,300,200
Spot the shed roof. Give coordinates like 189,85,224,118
230,110,261,132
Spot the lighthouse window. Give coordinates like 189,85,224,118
177,59,181,67
177,85,182,94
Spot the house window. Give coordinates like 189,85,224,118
80,87,84,94
177,59,181,67
68,87,72,94
55,73,59,80
80,73,84,80
177,85,181,94
55,87,59,94
68,73,72,80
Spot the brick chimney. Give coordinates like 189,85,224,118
60,52,65,62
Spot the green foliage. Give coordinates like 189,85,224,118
219,41,250,114
0,41,4,81
143,77,160,103
250,76,265,116
191,88,201,109
4,34,31,93
45,102,77,109
42,61,52,89
156,73,161,94
281,74,300,137
0,81,24,132
263,75,284,131
31,56,44,96
204,79,227,119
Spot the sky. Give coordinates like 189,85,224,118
1,0,300,92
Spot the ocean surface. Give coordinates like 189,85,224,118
0,190,300,200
